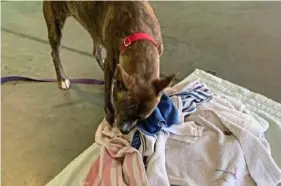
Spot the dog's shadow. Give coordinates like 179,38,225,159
53,84,105,109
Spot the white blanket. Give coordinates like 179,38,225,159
162,79,281,185
46,69,281,186
188,69,281,169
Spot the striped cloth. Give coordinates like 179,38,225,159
83,120,148,186
171,82,212,116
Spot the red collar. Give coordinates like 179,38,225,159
120,32,158,53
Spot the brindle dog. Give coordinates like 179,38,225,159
43,1,175,134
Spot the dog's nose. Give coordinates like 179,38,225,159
120,127,130,135
119,121,133,135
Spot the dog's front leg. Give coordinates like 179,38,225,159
93,42,104,71
104,57,115,125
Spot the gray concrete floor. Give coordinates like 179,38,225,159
1,2,281,186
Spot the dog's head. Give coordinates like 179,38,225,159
113,64,175,134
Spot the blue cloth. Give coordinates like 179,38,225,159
132,83,212,150
131,83,213,165
137,93,180,136
131,130,142,149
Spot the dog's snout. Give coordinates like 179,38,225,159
119,120,138,134
119,122,131,134
120,127,130,135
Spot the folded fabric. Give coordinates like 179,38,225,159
129,128,158,167
200,98,281,185
166,97,281,186
83,119,148,186
157,78,281,186
146,131,170,186
172,82,212,116
166,109,253,185
137,93,180,136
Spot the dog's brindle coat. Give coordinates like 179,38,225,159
43,1,175,134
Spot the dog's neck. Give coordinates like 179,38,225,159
119,33,158,53
118,40,160,81
118,32,160,82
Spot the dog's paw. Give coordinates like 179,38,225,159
59,79,71,90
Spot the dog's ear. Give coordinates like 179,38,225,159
115,64,135,89
152,74,176,95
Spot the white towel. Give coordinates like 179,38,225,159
159,78,281,186
146,131,170,186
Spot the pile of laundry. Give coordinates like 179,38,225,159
46,76,281,186
81,79,281,186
